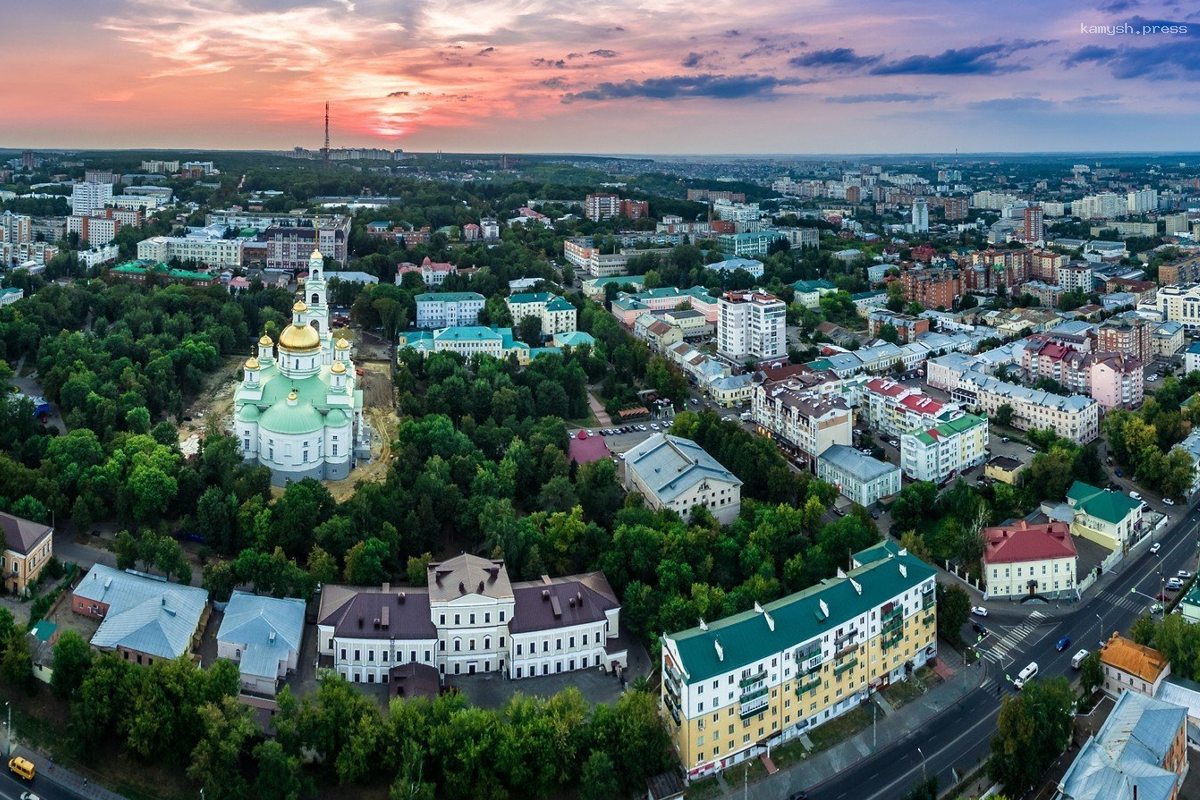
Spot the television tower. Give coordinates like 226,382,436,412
321,102,330,161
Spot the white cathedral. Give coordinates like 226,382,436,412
233,246,370,485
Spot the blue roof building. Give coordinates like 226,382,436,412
217,591,306,696
623,434,742,524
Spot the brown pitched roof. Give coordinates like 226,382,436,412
317,584,437,640
0,511,52,556
509,572,620,634
1100,633,1168,684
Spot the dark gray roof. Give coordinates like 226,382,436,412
509,573,620,634
390,662,441,699
427,554,513,603
0,511,52,556
317,585,437,640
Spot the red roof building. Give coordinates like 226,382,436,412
568,430,612,465
983,520,1079,599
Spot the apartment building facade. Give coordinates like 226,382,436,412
661,542,937,782
718,290,786,361
899,412,989,484
414,292,485,329
506,292,578,336
752,379,853,469
954,374,1100,443
0,512,54,597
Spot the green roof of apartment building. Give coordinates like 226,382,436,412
414,292,484,303
1066,481,1141,525
664,541,934,683
913,413,986,446
110,261,211,281
508,291,557,304
793,279,836,292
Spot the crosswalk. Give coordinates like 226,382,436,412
977,610,1046,666
1095,589,1158,615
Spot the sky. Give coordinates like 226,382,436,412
3,0,1200,154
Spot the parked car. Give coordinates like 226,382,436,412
1026,446,1037,454
971,606,988,617
650,423,660,431
586,430,594,437
1115,469,1124,477
1151,542,1162,555
1130,491,1142,501
1179,570,1192,580
1164,498,1176,506
1151,602,1164,614
1001,436,1010,443
870,510,880,519
888,439,900,447
1167,578,1183,591
1056,636,1071,652
690,398,699,405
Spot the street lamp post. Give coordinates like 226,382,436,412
5,701,10,757
917,746,927,781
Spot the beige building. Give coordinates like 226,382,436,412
0,512,53,597
984,455,1026,485
982,521,1078,600
1066,481,1144,552
661,542,936,782
624,434,743,524
752,378,853,471
1099,633,1170,699
634,314,684,353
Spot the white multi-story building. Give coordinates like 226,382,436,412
900,412,989,484
954,374,1100,444
480,218,500,241
0,212,32,246
1056,263,1094,294
718,290,786,361
753,378,853,470
70,181,113,216
817,445,901,506
624,434,743,525
67,215,119,245
585,193,620,221
506,292,577,336
1127,188,1158,215
1152,284,1200,332
911,198,929,232
414,292,485,329
77,243,120,269
140,160,180,173
316,554,626,683
137,231,244,267
1074,192,1127,220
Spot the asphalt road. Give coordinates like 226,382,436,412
796,506,1200,800
0,767,83,800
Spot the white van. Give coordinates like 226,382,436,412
740,411,753,421
1013,662,1039,689
1071,649,1089,670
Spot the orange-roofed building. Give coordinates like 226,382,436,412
982,520,1078,600
1100,633,1170,699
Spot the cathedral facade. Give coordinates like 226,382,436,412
233,247,369,485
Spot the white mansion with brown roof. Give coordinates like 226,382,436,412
317,554,627,685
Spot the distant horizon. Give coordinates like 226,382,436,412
4,0,1200,153
6,147,1200,162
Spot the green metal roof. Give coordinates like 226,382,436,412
110,261,211,281
259,401,325,435
664,543,934,683
236,405,260,422
508,291,556,304
793,279,836,292
545,296,574,311
915,412,986,445
1067,481,1141,525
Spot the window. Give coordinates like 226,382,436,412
332,445,338,457
517,643,522,655
499,636,505,647
485,613,490,623
354,650,360,661
454,614,460,625
454,640,461,652
440,615,445,625
470,614,476,625
340,649,346,660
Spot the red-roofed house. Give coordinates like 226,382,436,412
568,430,612,465
983,520,1078,600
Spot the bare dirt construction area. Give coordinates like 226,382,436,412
178,355,245,454
325,358,398,502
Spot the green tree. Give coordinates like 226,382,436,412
0,632,32,689
253,740,307,800
51,629,93,700
579,751,620,800
936,583,970,647
1080,651,1103,698
878,323,900,345
186,696,258,800
389,740,436,800
407,552,434,586
988,677,1074,796
994,403,1014,428
344,538,390,585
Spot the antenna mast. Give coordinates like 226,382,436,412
322,102,330,161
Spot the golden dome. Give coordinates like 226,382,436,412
258,334,273,347
292,301,308,313
245,357,260,370
287,390,298,402
330,361,346,375
278,323,321,352
334,337,350,350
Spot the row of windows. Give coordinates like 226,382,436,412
438,610,507,626
340,647,434,663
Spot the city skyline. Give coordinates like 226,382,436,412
4,0,1200,154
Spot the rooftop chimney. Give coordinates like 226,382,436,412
382,582,391,593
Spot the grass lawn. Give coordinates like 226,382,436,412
568,411,600,428
769,738,810,770
880,678,923,708
725,758,768,787
806,704,873,753
685,777,724,800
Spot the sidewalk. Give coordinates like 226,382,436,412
10,743,127,800
734,649,989,799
